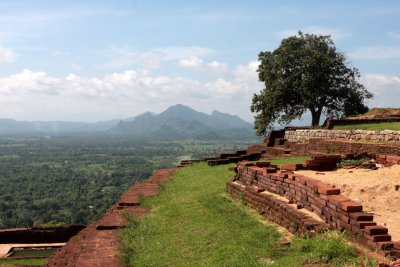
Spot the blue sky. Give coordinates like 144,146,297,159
0,0,400,122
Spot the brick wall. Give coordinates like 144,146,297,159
227,182,329,235
294,139,400,157
228,162,399,258
285,129,400,143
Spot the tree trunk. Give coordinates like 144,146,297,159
310,109,322,127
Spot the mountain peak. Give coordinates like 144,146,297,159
164,104,194,112
111,104,256,140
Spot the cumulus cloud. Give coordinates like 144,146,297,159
96,46,214,69
179,56,203,68
350,46,400,60
362,74,400,107
0,46,16,63
0,62,262,121
178,56,229,73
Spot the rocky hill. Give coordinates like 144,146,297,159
110,104,257,140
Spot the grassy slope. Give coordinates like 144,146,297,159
121,158,364,266
334,122,400,131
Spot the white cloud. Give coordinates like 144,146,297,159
350,46,400,60
362,74,400,108
179,56,203,68
96,46,214,69
178,56,229,74
0,63,262,121
0,46,17,63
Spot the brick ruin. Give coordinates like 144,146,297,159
217,128,400,265
227,161,400,260
44,168,175,267
286,129,400,143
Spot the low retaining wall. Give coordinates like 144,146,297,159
285,129,400,143
227,182,329,235
301,139,400,157
228,162,400,259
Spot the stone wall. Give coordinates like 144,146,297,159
285,129,400,143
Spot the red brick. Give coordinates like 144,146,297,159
323,206,336,218
238,161,254,166
386,155,400,163
305,179,326,189
317,186,340,195
338,213,350,223
372,241,394,251
393,242,400,250
315,197,327,207
327,195,350,205
351,224,363,235
338,201,363,212
364,234,392,242
256,161,270,167
338,220,352,232
390,249,400,259
311,204,322,215
265,167,277,173
349,212,373,221
364,225,388,235
351,220,377,229
327,202,337,211
248,166,264,174
280,163,302,171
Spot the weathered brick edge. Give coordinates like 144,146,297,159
45,168,175,267
227,182,330,235
228,161,400,261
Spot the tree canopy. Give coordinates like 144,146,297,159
251,31,373,135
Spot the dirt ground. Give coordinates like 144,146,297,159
295,165,400,242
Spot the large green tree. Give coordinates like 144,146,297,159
251,32,373,135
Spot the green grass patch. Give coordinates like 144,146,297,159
121,162,360,266
0,258,47,266
334,122,400,131
268,156,311,165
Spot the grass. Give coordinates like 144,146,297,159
267,156,310,165
121,157,361,266
0,258,47,266
334,122,400,131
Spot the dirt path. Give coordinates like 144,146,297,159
296,165,400,241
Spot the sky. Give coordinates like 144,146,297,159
0,0,400,123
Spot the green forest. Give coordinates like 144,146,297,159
0,136,256,228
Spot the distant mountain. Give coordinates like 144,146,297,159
0,118,119,135
111,104,256,140
0,104,257,140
